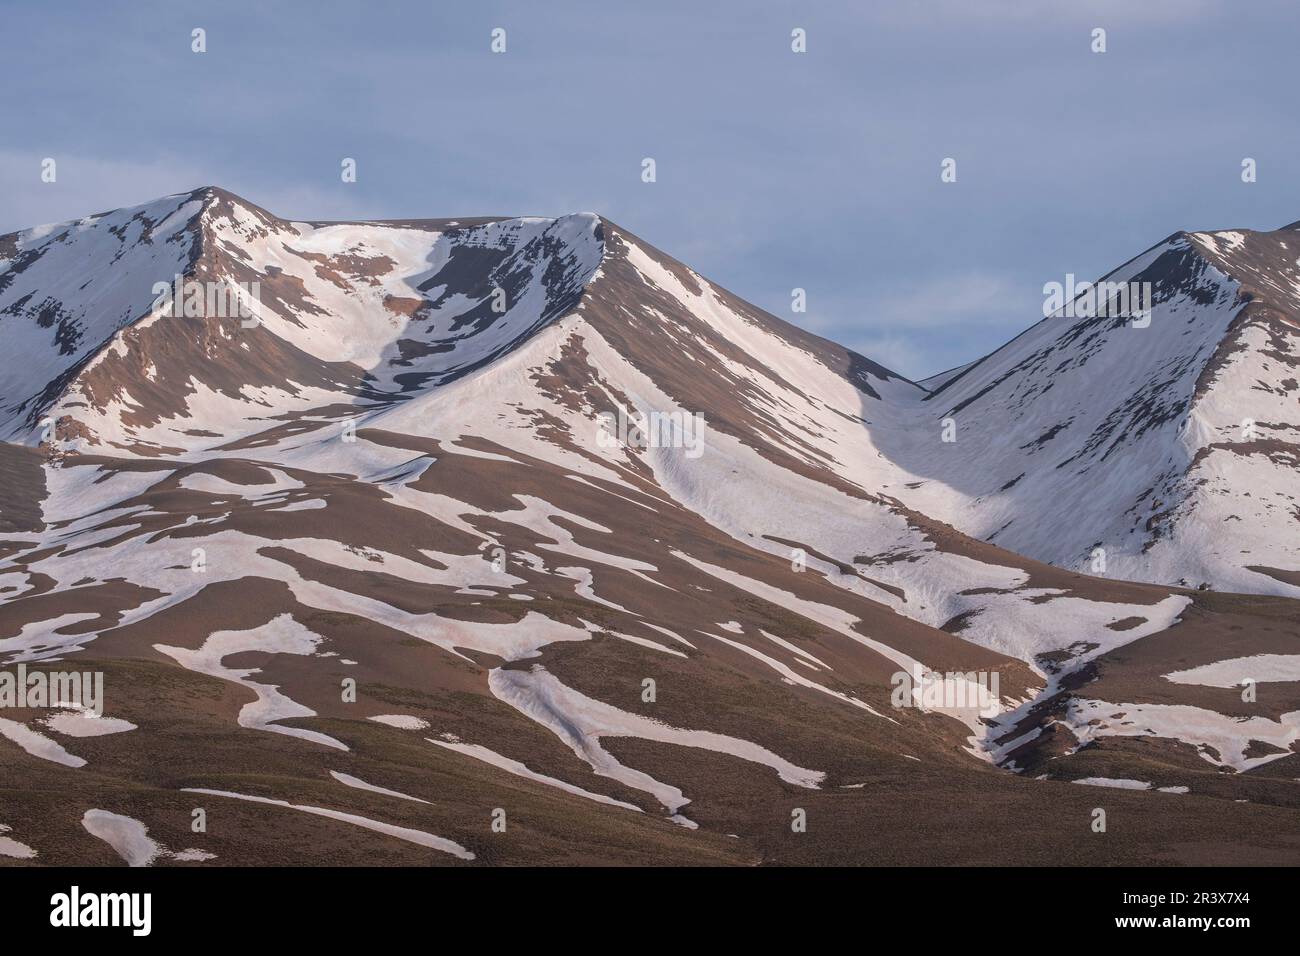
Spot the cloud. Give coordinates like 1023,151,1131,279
0,151,210,234
0,151,381,234
869,272,1029,331
798,272,1040,380
844,333,930,380
867,0,1224,26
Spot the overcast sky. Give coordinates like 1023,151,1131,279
4,0,1300,379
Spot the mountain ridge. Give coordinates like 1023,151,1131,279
2,190,1299,866
2,187,928,455
3,188,1297,597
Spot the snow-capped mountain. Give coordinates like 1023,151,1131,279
0,189,601,450
1,188,1297,867
893,226,1300,598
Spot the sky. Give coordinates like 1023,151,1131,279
4,0,1300,380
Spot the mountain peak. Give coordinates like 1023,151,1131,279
1,190,610,451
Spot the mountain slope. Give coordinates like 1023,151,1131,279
886,226,1300,597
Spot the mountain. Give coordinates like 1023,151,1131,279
891,225,1300,597
1,187,1298,866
